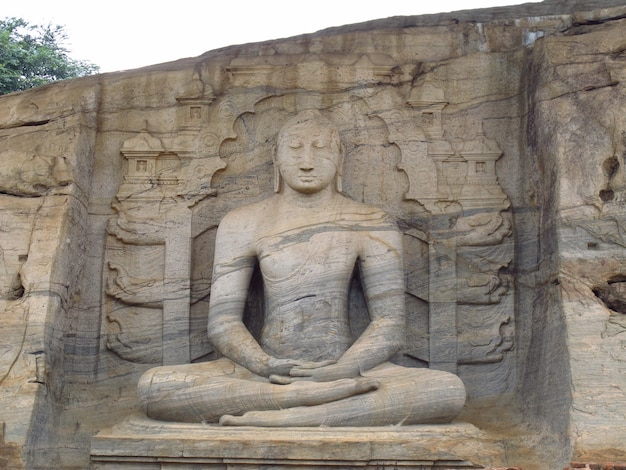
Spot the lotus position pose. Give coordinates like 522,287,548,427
137,110,466,426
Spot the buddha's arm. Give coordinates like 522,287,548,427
207,210,273,377
344,225,406,368
291,223,405,382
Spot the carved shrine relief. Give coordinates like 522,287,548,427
102,71,280,365
115,130,182,201
394,80,510,214
378,79,515,375
100,61,514,394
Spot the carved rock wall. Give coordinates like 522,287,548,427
1,1,626,468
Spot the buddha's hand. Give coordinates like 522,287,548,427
286,361,360,383
266,358,336,383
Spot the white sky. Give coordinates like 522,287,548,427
4,0,542,73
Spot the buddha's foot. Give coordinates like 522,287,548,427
220,377,379,426
278,376,378,408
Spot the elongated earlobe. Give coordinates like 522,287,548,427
335,143,344,193
273,144,282,193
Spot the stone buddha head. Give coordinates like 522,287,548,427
274,110,344,194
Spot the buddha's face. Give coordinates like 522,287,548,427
276,123,340,195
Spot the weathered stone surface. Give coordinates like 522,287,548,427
0,0,625,468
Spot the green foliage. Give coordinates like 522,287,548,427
0,17,99,95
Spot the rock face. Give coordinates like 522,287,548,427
1,0,625,468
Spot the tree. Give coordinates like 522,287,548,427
0,17,99,95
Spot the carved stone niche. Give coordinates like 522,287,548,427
103,127,213,366
381,80,515,384
102,53,514,386
102,75,256,366
102,73,270,366
92,65,514,467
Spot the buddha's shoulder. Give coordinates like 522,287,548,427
337,197,397,227
218,197,278,227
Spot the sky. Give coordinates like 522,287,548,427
4,0,542,73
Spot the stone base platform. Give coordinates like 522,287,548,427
90,414,507,469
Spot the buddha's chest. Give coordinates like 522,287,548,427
256,228,359,285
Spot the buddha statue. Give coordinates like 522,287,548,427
137,110,466,426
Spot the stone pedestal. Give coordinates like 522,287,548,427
90,414,506,469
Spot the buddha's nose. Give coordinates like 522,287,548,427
300,150,314,170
